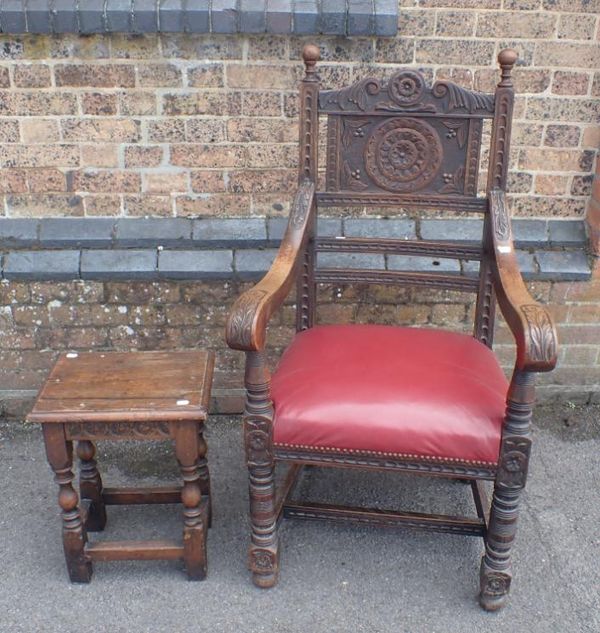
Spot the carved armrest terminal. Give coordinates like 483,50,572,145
225,181,316,352
489,189,558,373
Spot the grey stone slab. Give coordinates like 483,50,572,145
4,250,79,280
192,218,267,246
548,220,586,246
320,0,345,34
516,250,537,279
374,0,397,36
39,218,116,248
52,0,78,33
158,249,233,279
158,0,184,31
81,249,157,280
387,255,460,273
343,218,416,240
317,252,385,269
0,0,27,33
293,0,318,34
210,0,236,33
462,259,480,277
240,0,265,32
235,248,278,277
0,219,38,247
115,218,192,247
536,250,591,281
347,0,373,36
186,0,210,31
512,219,548,247
267,217,342,241
463,251,536,279
105,0,132,32
133,0,158,32
78,0,105,33
25,0,51,33
266,0,291,33
420,219,483,243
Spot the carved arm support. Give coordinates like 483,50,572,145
226,180,316,352
489,189,558,373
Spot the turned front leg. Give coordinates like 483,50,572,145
175,421,208,581
197,430,212,528
77,440,107,532
245,351,279,588
480,370,535,611
43,425,92,583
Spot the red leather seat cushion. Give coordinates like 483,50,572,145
271,325,509,466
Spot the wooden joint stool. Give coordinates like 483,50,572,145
27,350,215,583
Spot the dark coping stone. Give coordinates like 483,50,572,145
343,218,416,240
266,0,292,33
548,220,587,246
516,251,537,279
78,0,105,33
347,0,373,36
25,0,51,33
293,0,318,34
420,219,483,243
512,219,548,247
235,248,279,275
159,0,185,32
186,0,210,32
387,255,461,273
105,0,132,32
81,249,158,280
192,218,267,246
267,217,342,241
536,250,591,281
52,0,78,33
4,250,80,280
374,0,397,36
1,0,27,33
115,218,192,246
210,0,236,33
319,0,346,34
317,252,385,270
133,0,159,32
240,0,266,32
0,219,39,247
39,218,116,248
158,249,233,279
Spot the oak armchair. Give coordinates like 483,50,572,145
226,45,557,610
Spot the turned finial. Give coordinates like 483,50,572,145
302,44,320,80
498,48,518,87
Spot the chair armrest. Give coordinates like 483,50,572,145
489,189,558,373
225,180,316,352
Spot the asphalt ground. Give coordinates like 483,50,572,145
0,403,598,633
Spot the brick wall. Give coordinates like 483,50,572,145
0,4,599,418
2,273,600,420
0,11,597,220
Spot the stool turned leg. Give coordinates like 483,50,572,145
197,431,212,528
175,421,208,580
77,440,107,532
43,425,92,583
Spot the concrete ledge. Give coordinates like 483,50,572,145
0,217,591,282
0,0,398,36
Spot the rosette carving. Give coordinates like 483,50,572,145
364,118,442,193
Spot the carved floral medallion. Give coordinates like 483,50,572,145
364,118,443,193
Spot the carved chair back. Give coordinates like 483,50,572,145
296,46,518,347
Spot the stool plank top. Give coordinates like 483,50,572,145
28,350,215,424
